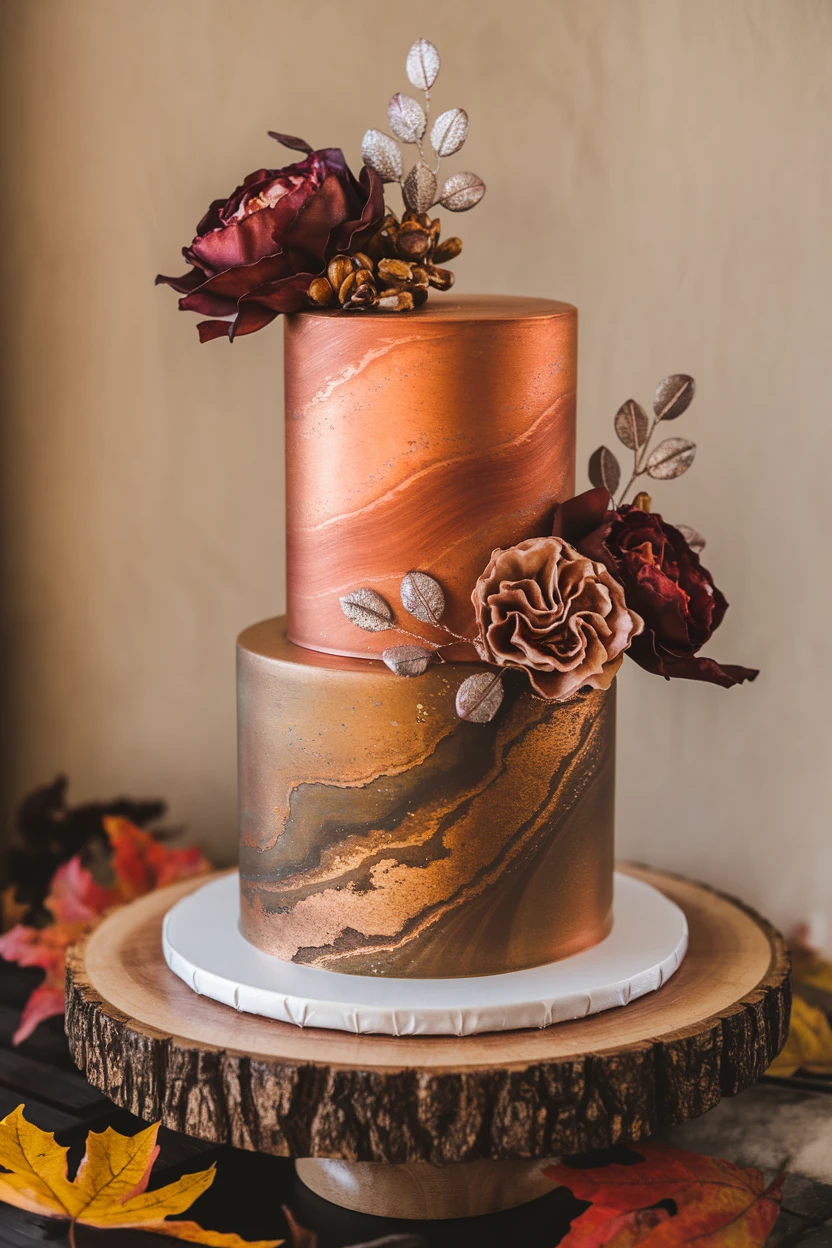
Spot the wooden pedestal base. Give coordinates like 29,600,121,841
65,864,790,1219
295,1156,557,1219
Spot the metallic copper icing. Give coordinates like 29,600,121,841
285,295,577,660
238,620,615,979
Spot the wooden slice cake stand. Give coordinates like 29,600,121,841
65,865,790,1221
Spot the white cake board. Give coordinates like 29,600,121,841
162,871,687,1037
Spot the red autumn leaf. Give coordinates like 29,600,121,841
0,819,210,1043
544,1143,784,1248
104,816,210,901
0,922,87,1043
555,1203,672,1248
45,858,114,925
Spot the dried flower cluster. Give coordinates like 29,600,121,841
157,38,481,338
339,371,757,722
310,36,486,315
306,211,461,312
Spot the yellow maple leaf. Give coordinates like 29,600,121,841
767,994,832,1077
0,1105,281,1248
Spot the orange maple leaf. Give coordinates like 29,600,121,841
0,819,210,1042
0,1105,280,1246
105,815,210,901
544,1142,784,1248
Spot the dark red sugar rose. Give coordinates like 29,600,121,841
156,141,384,342
552,488,758,688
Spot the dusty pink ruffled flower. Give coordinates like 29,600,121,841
472,536,643,701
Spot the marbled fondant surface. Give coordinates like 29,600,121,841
238,620,614,979
285,296,577,659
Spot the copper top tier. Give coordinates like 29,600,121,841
285,294,577,659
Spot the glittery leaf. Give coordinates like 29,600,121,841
456,672,504,723
406,38,440,91
430,108,469,157
361,129,403,183
614,399,650,453
588,446,621,495
675,524,706,553
402,162,438,212
382,645,435,677
388,93,426,144
339,588,395,632
400,571,446,625
438,171,485,212
654,374,696,421
646,438,696,480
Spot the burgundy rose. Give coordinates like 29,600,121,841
552,488,758,688
156,138,383,343
472,536,643,702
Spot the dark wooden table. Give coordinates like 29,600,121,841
0,960,829,1247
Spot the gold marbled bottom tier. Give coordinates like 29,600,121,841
238,618,615,979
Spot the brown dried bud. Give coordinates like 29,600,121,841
377,257,413,283
307,276,336,307
432,236,462,264
331,208,463,315
378,289,416,312
364,214,400,263
396,221,432,260
402,210,431,227
343,282,378,310
427,265,455,291
338,268,377,308
328,255,354,291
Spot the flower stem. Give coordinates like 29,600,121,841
434,622,473,644
69,1222,78,1248
617,414,661,507
416,86,431,168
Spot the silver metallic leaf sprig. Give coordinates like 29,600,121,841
339,572,501,721
340,571,469,667
589,375,698,510
362,38,486,215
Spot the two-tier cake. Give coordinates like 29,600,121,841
237,297,616,979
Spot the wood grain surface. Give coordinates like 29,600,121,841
65,865,790,1164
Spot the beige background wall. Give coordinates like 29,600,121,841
1,1,830,943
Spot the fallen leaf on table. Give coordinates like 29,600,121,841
0,818,210,1043
544,1141,784,1247
767,994,832,1077
0,1105,280,1247
547,1203,672,1248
